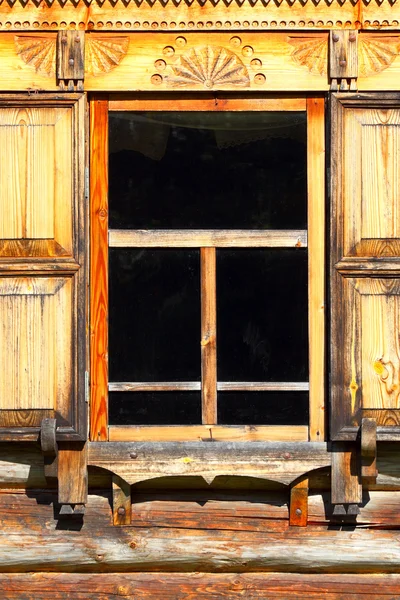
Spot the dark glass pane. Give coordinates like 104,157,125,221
109,248,200,381
217,249,308,381
218,392,309,425
109,392,201,425
109,111,307,229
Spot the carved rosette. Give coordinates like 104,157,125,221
152,36,265,89
14,34,130,77
289,34,400,77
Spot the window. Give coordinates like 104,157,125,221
90,95,325,443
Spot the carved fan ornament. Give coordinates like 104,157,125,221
168,46,250,88
289,35,400,76
152,37,265,88
14,35,129,77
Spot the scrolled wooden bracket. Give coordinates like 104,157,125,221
56,30,85,92
329,30,358,92
361,417,377,486
289,476,308,527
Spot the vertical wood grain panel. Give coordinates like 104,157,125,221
0,277,71,412
356,279,400,410
0,107,72,253
90,97,109,441
201,247,217,425
343,108,400,257
361,122,400,241
307,97,325,441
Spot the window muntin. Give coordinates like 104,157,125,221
90,96,325,442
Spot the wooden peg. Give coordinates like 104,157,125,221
112,475,131,526
361,418,377,485
289,477,308,527
40,418,58,483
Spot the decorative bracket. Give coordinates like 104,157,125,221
329,30,358,92
40,418,88,516
289,476,308,527
112,475,132,526
41,417,58,484
56,31,85,92
361,417,377,486
331,419,378,517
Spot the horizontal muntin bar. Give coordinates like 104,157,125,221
109,382,309,392
109,229,307,248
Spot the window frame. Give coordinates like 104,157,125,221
89,94,325,443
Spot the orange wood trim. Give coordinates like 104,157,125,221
307,97,326,442
108,425,309,442
90,95,109,442
201,247,217,425
109,97,307,112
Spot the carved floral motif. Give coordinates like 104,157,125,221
14,35,130,77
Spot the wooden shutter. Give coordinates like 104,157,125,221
331,93,400,441
0,94,87,441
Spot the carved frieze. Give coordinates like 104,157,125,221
152,36,264,88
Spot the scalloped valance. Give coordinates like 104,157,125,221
0,0,398,32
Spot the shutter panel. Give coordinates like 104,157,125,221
0,94,87,441
331,93,400,441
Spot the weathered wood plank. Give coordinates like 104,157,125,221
88,441,330,485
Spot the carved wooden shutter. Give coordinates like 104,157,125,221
0,94,87,441
331,93,400,441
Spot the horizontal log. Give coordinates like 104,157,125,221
0,491,400,573
2,572,400,599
